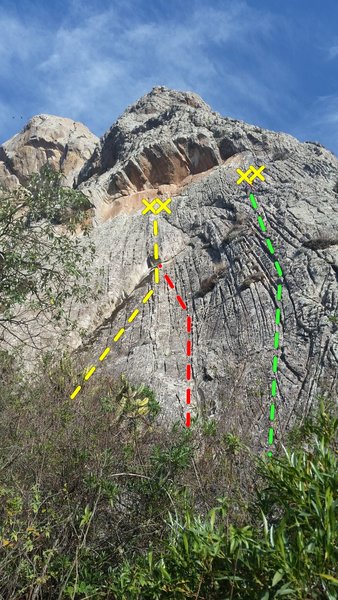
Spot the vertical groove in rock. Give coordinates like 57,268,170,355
1,86,338,451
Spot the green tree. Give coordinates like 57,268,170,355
0,164,97,343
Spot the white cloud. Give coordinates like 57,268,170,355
0,100,17,138
0,14,46,75
0,0,297,144
309,95,338,127
328,45,338,59
32,1,285,132
292,94,338,155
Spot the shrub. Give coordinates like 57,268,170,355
0,348,336,599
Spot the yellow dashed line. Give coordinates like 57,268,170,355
143,289,154,303
153,219,160,285
99,347,110,361
85,366,96,381
114,327,125,342
128,308,139,323
69,197,164,400
70,385,81,399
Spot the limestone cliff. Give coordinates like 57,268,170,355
1,86,338,453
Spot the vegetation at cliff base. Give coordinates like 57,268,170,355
0,348,337,599
0,165,337,599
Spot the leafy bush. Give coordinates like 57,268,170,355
110,398,338,599
0,347,336,599
0,163,96,338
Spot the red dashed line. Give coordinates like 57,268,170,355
163,268,192,428
176,295,187,310
186,316,192,427
164,274,175,289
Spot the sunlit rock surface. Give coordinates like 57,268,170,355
1,86,338,452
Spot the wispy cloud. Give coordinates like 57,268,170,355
314,95,338,125
328,45,338,59
292,94,338,155
0,0,337,156
2,1,281,137
0,15,40,68
0,100,17,137
29,1,290,133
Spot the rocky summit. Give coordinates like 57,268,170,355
1,86,338,452
0,114,98,189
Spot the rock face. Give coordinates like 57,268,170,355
0,114,99,190
75,85,259,223
2,86,338,454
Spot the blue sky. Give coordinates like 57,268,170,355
1,0,338,155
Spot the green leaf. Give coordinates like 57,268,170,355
272,570,284,587
80,504,92,528
210,508,216,530
319,573,338,585
274,582,296,597
261,511,268,538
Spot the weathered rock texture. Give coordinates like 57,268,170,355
1,86,338,453
0,115,98,190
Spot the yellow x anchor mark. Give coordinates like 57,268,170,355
142,197,172,215
236,165,266,185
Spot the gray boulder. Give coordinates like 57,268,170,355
0,114,98,190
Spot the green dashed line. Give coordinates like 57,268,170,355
275,308,281,325
266,238,275,255
246,188,284,457
257,216,266,232
249,193,258,209
274,261,283,277
271,379,277,397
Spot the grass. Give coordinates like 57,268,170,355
0,350,336,599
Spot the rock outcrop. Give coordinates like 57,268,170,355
76,86,306,224
0,114,98,190
1,86,338,454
